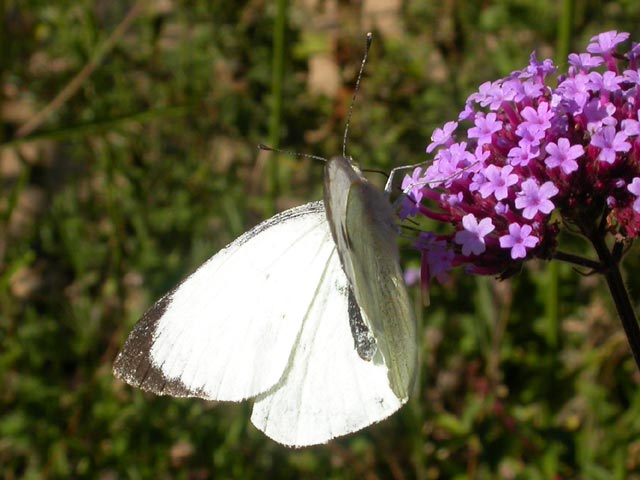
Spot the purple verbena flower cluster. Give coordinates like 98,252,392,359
403,31,640,284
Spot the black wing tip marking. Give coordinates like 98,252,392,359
113,291,203,398
114,201,327,401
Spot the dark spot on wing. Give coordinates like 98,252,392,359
347,286,377,361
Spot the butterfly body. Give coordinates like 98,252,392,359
324,157,417,400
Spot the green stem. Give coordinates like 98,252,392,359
589,234,640,371
555,0,573,68
0,0,6,144
1,104,193,149
553,250,602,271
545,261,559,347
266,0,288,215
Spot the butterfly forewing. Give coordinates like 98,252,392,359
324,156,418,401
113,201,336,402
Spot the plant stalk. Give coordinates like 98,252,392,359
589,233,640,371
266,0,288,216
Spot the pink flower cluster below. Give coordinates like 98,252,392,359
403,31,640,283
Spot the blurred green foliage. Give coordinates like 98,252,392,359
3,0,640,478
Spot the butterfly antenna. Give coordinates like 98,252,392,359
342,32,374,159
385,161,433,194
389,160,480,212
258,144,327,163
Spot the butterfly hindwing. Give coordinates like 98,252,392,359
250,248,402,447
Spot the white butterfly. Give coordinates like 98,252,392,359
113,155,418,447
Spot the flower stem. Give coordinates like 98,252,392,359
266,0,288,216
589,233,640,371
553,250,603,271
